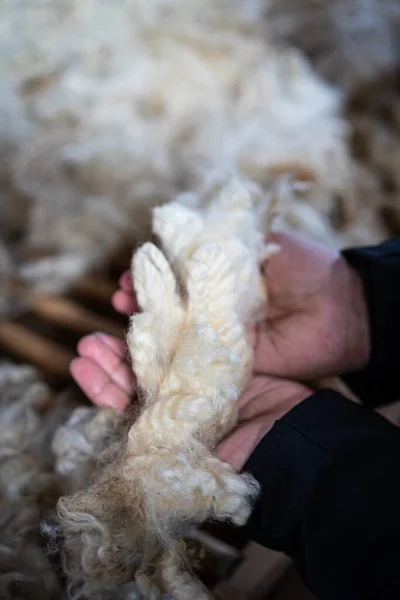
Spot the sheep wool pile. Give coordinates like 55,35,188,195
0,0,389,318
52,175,278,599
265,0,400,236
0,362,74,600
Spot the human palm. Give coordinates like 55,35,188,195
253,232,370,380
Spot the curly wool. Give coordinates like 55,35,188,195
53,176,278,599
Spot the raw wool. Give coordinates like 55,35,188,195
52,407,121,495
0,361,73,600
265,0,400,91
53,176,278,599
0,0,370,317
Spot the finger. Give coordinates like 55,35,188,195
118,270,133,292
77,333,134,395
78,331,126,357
112,289,138,315
70,357,131,413
112,270,138,315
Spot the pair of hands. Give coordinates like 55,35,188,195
71,233,370,471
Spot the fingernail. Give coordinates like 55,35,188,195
94,332,108,340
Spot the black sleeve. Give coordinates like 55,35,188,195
243,389,400,600
341,238,400,407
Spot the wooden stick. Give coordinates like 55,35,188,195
73,274,118,303
214,543,290,599
192,529,241,561
31,295,125,338
188,529,241,581
0,322,74,378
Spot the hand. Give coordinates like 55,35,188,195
253,232,370,381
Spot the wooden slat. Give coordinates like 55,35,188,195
214,543,290,599
31,295,125,338
189,529,242,583
73,274,118,303
0,322,74,378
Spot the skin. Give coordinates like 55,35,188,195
71,232,370,471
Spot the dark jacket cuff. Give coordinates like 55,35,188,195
341,239,400,407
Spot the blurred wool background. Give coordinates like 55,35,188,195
0,1,399,598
